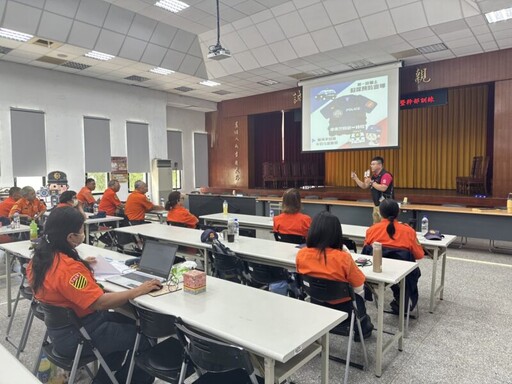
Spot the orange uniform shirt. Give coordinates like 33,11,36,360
296,247,365,304
99,187,121,216
125,191,153,221
364,219,424,260
273,212,312,237
9,198,46,219
77,186,95,205
0,197,17,217
27,252,104,318
167,205,199,228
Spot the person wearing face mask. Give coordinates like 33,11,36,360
56,190,87,219
27,207,159,384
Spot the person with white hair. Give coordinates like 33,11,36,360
9,186,46,223
124,180,163,225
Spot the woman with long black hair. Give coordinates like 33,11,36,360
27,207,160,383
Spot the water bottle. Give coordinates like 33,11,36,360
30,220,38,240
93,203,99,215
507,193,512,213
13,212,20,229
160,197,165,207
373,241,382,273
269,209,274,220
421,215,429,235
234,218,240,241
226,218,235,242
222,200,228,216
37,353,52,383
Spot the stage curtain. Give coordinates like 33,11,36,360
325,85,488,189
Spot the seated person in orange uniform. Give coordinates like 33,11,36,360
77,178,97,211
364,199,424,313
27,207,158,383
297,211,373,340
273,188,312,240
124,180,163,225
56,190,87,220
0,186,21,218
99,180,123,217
9,186,46,224
165,191,198,228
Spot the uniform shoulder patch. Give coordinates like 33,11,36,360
69,273,88,290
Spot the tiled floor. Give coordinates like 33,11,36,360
0,237,511,383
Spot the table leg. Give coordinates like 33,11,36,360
375,283,385,377
398,278,405,350
85,224,90,245
6,251,11,317
429,248,439,313
201,249,209,275
263,357,275,384
320,333,329,384
440,248,447,300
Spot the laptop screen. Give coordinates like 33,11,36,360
138,239,178,278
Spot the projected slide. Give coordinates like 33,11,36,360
300,63,401,152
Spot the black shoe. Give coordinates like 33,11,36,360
390,300,400,315
354,321,373,342
330,325,350,336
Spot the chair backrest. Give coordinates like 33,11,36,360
274,232,305,244
272,162,281,178
281,162,291,177
167,221,189,228
298,274,353,303
477,156,490,179
40,303,80,330
245,262,289,284
133,304,177,339
470,156,483,177
210,240,246,283
175,318,258,383
341,237,357,253
291,162,302,177
262,162,273,178
362,244,414,262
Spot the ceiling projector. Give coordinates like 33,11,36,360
207,47,231,60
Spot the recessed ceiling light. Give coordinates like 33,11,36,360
0,28,33,42
485,7,512,23
258,79,279,86
150,67,175,75
85,50,115,61
199,80,220,87
155,0,189,13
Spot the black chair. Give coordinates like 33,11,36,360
126,302,192,384
36,303,119,383
244,261,290,293
273,232,305,244
210,239,247,284
167,221,189,228
341,237,357,253
175,318,263,384
297,275,369,384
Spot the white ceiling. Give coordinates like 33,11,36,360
1,0,512,104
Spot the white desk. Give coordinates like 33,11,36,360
115,223,417,377
201,213,274,240
106,276,346,384
0,224,30,236
0,343,41,383
145,210,168,224
83,213,123,245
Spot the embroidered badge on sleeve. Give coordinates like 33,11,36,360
69,273,88,290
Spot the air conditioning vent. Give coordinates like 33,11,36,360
61,61,91,70
345,59,374,70
125,75,149,82
33,38,55,48
212,90,232,95
36,56,67,65
175,86,194,92
0,46,12,54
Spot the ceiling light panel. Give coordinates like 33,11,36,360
416,43,448,54
258,79,279,86
199,80,220,87
85,50,115,61
155,0,189,13
485,7,512,23
0,28,33,42
150,67,175,75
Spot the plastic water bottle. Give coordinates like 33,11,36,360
160,198,165,207
13,212,20,229
421,215,429,235
507,192,512,213
93,203,99,215
37,353,52,383
234,218,240,241
269,209,274,220
30,220,38,240
222,200,228,216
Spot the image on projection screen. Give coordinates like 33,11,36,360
310,75,388,150
300,62,401,152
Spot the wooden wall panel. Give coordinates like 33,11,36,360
400,48,512,94
220,88,302,117
493,80,512,198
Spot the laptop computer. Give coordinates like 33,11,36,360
106,239,178,289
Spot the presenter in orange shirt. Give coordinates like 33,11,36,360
124,180,163,225
0,187,21,218
296,212,373,340
165,191,199,228
27,207,159,383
